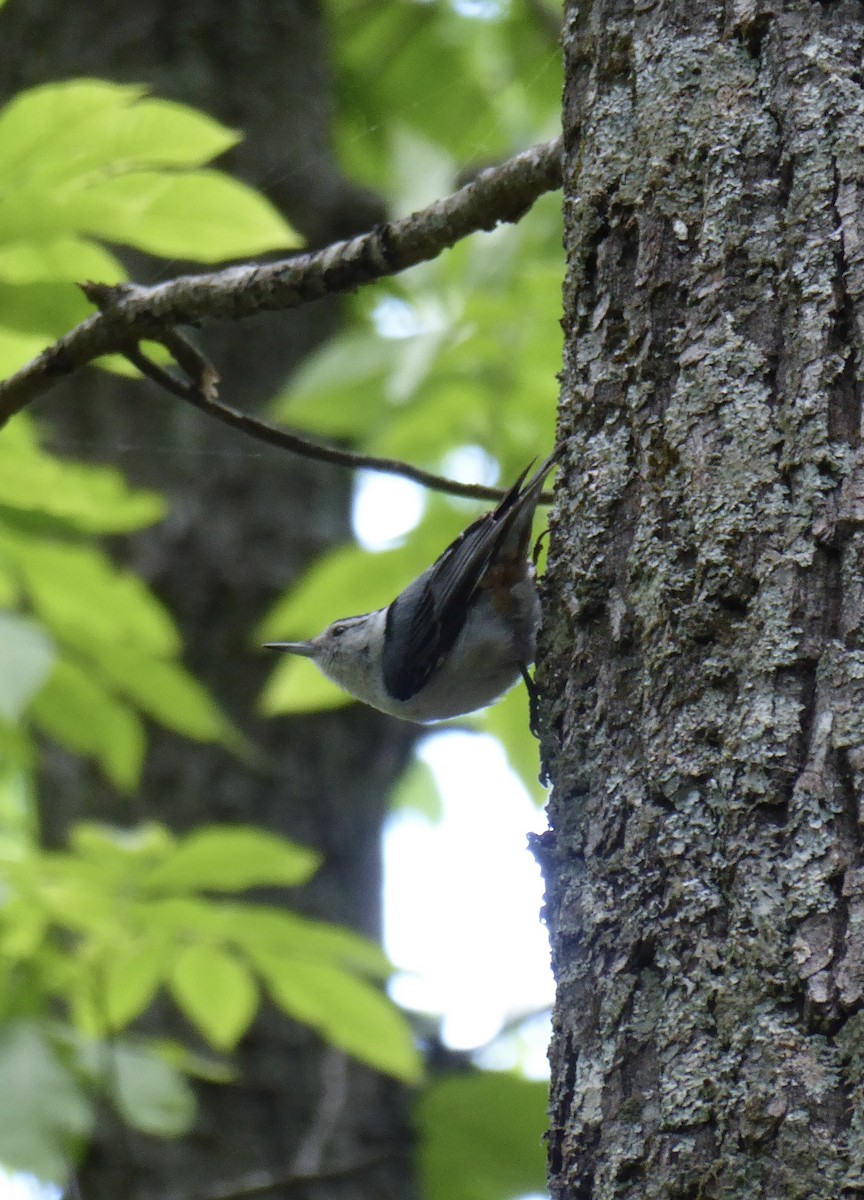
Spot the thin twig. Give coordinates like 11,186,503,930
0,137,563,423
173,1151,393,1200
129,335,555,502
289,1048,348,1176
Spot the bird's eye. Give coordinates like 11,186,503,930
330,615,363,639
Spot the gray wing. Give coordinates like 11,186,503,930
381,457,555,702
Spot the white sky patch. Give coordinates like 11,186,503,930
440,443,499,489
352,472,425,550
452,0,508,19
384,731,554,1051
474,1010,552,1081
351,442,499,551
372,295,433,339
0,1173,59,1200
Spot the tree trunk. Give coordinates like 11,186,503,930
542,1,864,1195
2,5,418,1199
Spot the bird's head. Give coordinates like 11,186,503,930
264,611,383,691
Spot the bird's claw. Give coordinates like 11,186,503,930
520,663,540,738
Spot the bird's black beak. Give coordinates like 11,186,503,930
263,641,317,657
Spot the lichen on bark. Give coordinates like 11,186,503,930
542,2,864,1196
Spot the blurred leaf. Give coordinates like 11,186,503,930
143,826,320,893
273,329,398,438
102,936,169,1030
0,416,166,533
391,753,444,821
29,657,145,792
81,642,237,745
68,170,299,261
149,1038,235,1084
0,278,107,346
332,0,560,188
110,1041,196,1138
260,958,421,1082
0,1021,93,1182
70,820,173,865
0,326,64,379
223,906,392,978
0,80,237,179
0,80,299,258
0,530,179,655
418,1072,549,1200
171,943,258,1050
389,126,457,218
0,759,38,855
0,237,123,285
365,379,493,466
0,611,54,720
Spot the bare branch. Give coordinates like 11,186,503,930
0,137,562,423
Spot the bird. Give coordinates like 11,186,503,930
264,449,560,722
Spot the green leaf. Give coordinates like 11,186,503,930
272,328,397,438
69,170,299,261
0,415,166,533
389,126,458,219
259,959,421,1082
0,1021,93,1182
0,276,103,338
0,80,147,180
0,236,124,285
29,657,145,792
418,1072,549,1200
148,1038,235,1084
0,80,299,257
0,529,180,654
82,642,235,744
333,4,496,181
170,943,258,1050
332,0,561,191
0,611,54,719
0,325,63,379
390,753,444,821
222,906,392,978
110,1041,196,1138
0,757,39,855
365,381,494,466
70,820,174,865
102,935,169,1030
143,826,320,893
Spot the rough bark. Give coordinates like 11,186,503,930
2,5,418,1200
541,1,864,1196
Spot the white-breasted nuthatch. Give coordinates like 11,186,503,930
264,450,559,722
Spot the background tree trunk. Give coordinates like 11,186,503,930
542,1,864,1195
2,5,419,1199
